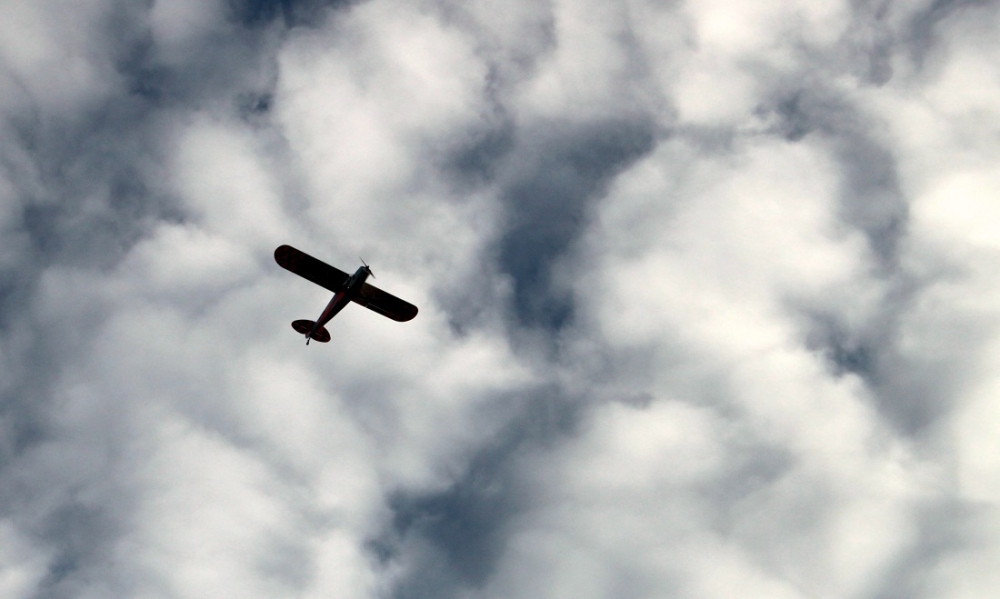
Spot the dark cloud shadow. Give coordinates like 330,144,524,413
758,86,908,269
868,500,989,599
495,118,658,330
797,268,985,438
33,502,124,599
231,0,358,28
755,82,983,438
370,386,580,598
804,310,881,380
904,0,997,67
844,1,896,86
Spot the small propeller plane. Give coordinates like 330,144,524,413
274,244,418,344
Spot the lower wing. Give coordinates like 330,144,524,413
352,282,418,322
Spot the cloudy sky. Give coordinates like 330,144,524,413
2,0,1000,597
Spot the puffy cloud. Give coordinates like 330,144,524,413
2,0,1000,598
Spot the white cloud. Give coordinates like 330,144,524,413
515,0,644,121
170,117,294,247
0,0,120,114
277,1,487,202
0,521,49,599
4,0,1000,597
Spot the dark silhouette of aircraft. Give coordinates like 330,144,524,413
274,245,418,344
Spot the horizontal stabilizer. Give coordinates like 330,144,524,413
291,319,330,343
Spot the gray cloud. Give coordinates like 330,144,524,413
2,0,1000,597
378,384,579,597
496,117,658,329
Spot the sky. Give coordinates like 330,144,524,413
1,0,999,597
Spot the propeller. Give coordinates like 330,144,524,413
360,257,375,279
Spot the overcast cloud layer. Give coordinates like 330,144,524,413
2,0,1000,597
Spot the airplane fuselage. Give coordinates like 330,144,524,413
307,265,371,342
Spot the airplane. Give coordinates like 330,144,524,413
274,244,418,344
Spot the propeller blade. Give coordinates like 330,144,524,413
360,257,375,279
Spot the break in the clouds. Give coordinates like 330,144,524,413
2,0,1000,597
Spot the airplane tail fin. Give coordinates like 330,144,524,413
291,320,331,343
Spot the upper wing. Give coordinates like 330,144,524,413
274,245,350,293
352,282,419,322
